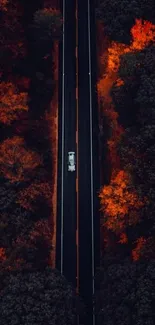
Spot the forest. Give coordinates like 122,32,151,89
96,0,155,324
1,0,155,324
0,0,80,324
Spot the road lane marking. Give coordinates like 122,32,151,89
76,87,78,99
76,177,78,192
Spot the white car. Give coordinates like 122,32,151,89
68,152,75,172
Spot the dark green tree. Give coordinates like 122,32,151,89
0,267,77,325
32,8,62,50
0,0,26,76
114,46,155,221
95,259,155,325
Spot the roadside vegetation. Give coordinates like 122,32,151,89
0,1,80,324
96,0,155,323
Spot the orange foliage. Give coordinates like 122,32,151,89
131,19,155,50
97,19,155,103
98,17,155,206
99,170,143,233
17,182,51,210
107,42,130,73
107,124,124,170
0,0,8,11
118,232,128,244
98,18,155,249
132,237,147,261
97,75,113,101
0,82,28,125
97,41,128,170
115,78,124,87
132,236,155,261
97,19,155,102
0,247,6,262
43,7,61,16
0,136,42,182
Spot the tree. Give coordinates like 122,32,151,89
0,82,28,125
96,0,155,43
0,207,33,248
8,218,53,270
95,259,155,325
0,0,26,75
0,0,8,11
108,45,155,257
116,46,155,223
32,8,62,49
0,267,77,325
17,181,51,211
131,19,155,50
0,206,53,271
99,170,143,234
0,177,18,212
0,136,42,183
0,206,36,272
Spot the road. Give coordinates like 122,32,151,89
77,0,100,324
56,0,77,288
56,0,100,324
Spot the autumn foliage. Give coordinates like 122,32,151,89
0,82,28,125
131,19,155,50
99,170,143,233
17,182,51,211
29,219,52,246
98,18,155,260
0,0,26,64
0,247,6,262
0,136,42,183
0,0,8,11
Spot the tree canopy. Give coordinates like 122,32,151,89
95,259,155,325
32,8,62,47
96,0,155,43
0,267,77,325
0,82,28,125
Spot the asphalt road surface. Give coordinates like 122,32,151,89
78,0,100,324
56,0,100,324
56,0,77,288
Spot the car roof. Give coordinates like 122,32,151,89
68,151,75,154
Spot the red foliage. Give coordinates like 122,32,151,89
118,232,128,244
99,170,143,233
132,237,147,261
0,82,28,125
0,136,42,182
131,19,155,50
29,219,51,245
98,18,155,250
17,182,51,210
0,247,6,262
132,236,155,261
0,0,8,11
14,77,30,92
0,0,26,60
